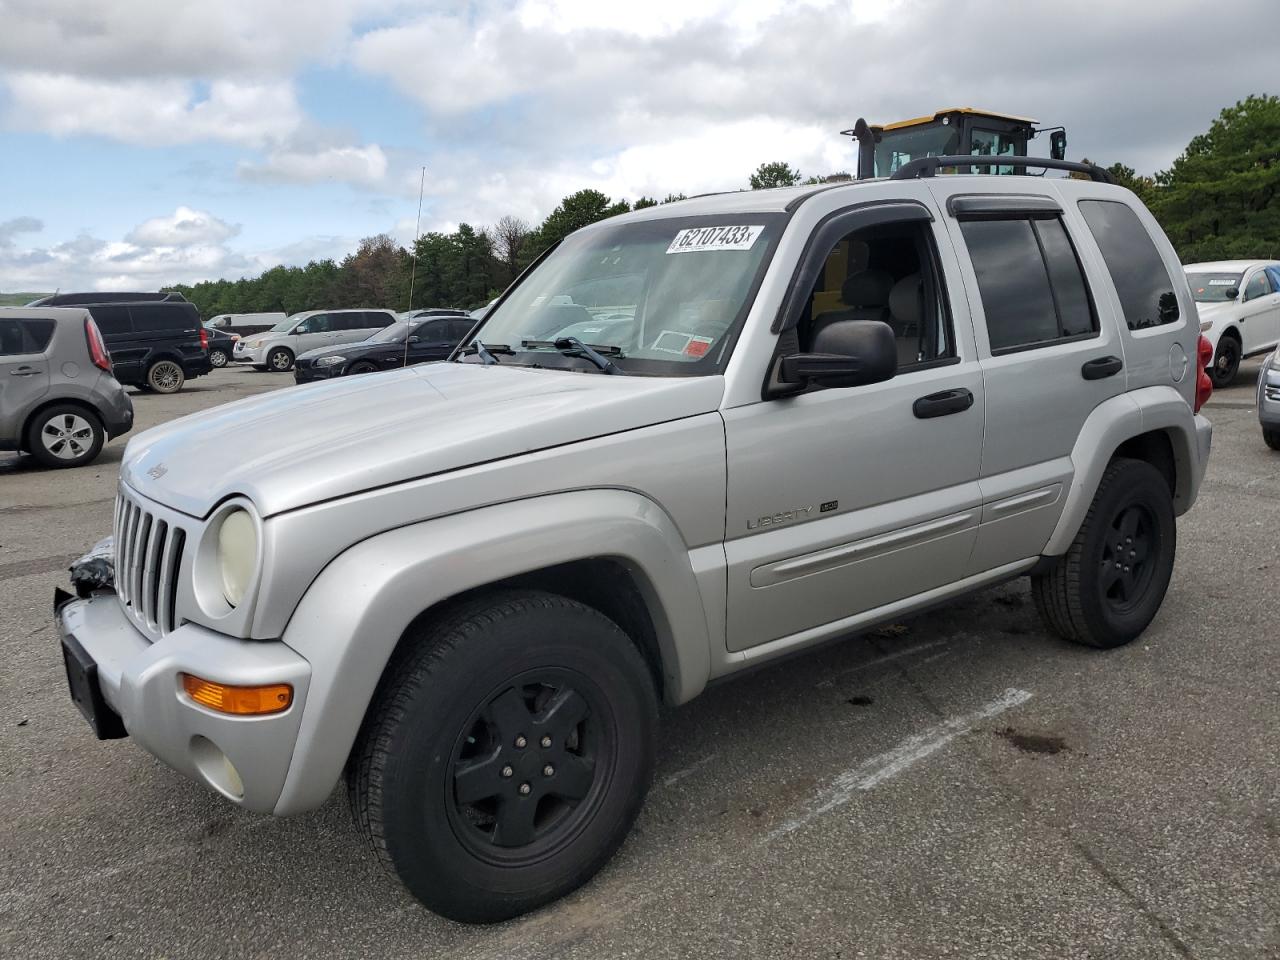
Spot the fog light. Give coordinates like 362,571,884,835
182,674,292,715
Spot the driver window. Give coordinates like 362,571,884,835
1244,272,1270,301
308,314,333,333
795,221,955,370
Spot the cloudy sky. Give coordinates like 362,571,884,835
0,0,1273,293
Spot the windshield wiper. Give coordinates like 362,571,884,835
521,338,627,375
459,340,513,365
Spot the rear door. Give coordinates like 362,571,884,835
0,318,53,440
930,182,1127,574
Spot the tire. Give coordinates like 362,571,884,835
1264,429,1280,451
347,590,658,923
25,404,105,469
251,364,267,372
1209,336,1240,387
146,359,185,394
348,360,378,375
267,347,294,372
1032,458,1176,649
209,348,229,368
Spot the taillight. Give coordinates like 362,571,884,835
85,317,112,372
1194,334,1213,414
199,326,209,350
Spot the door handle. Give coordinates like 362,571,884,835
913,388,974,419
1081,356,1123,380
9,366,38,376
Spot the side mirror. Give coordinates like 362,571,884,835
1049,130,1067,161
407,336,420,344
1225,287,1240,301
293,326,306,335
774,319,897,393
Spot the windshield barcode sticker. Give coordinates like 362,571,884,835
1208,279,1236,285
667,225,764,254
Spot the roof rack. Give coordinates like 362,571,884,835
889,156,1117,184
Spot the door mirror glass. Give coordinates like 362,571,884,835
1049,130,1067,161
777,319,897,389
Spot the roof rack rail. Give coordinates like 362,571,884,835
889,156,1117,184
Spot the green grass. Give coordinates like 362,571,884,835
0,292,49,307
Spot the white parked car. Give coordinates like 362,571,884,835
232,309,398,372
1185,260,1280,386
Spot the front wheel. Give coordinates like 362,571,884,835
1209,336,1241,387
1032,458,1176,648
1264,428,1280,451
267,347,294,372
348,360,379,375
347,591,658,923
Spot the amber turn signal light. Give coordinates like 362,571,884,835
181,674,292,715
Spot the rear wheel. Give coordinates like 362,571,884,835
26,405,105,468
347,591,657,923
146,359,185,394
1032,458,1176,648
1209,335,1240,387
267,347,294,372
209,347,229,368
1264,429,1280,451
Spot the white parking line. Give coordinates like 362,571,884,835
767,687,1034,841
661,752,721,788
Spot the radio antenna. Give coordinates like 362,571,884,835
404,165,426,369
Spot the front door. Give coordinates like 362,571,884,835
722,202,986,652
1240,268,1280,353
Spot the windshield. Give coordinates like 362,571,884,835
367,320,412,343
1187,273,1242,303
873,122,962,176
468,214,784,375
270,313,303,332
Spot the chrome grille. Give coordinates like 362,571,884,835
114,488,187,637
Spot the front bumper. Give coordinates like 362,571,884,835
293,360,346,384
55,592,311,813
232,341,268,364
1258,365,1280,428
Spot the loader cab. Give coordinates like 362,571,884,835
847,108,1066,180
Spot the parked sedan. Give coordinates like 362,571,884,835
1259,348,1280,450
203,325,239,368
1186,260,1280,386
293,315,472,384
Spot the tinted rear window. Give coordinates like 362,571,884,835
1078,200,1180,330
131,304,197,332
363,311,395,329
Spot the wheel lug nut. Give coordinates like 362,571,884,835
540,735,552,748
1115,562,1122,569
514,736,527,749
501,765,513,778
518,783,532,796
543,764,554,777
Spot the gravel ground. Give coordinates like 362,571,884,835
1,360,1277,959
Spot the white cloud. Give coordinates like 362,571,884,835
125,207,240,247
2,74,304,147
238,144,390,188
0,217,44,245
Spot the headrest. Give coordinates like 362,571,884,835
889,273,923,326
840,269,893,308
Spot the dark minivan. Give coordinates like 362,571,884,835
80,299,211,394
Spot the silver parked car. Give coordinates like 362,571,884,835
0,307,133,468
57,167,1212,922
1258,347,1280,449
233,309,398,372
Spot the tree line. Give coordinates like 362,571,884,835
168,94,1279,319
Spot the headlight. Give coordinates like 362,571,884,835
247,339,262,348
216,509,258,607
315,355,345,366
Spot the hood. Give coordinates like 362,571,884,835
296,340,385,361
121,362,725,517
1193,301,1239,324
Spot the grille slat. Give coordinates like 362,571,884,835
113,489,189,641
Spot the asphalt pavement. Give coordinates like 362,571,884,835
1,361,1277,959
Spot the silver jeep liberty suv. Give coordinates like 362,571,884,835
57,159,1213,922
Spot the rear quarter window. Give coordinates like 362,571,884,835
364,311,395,328
1078,199,1180,330
131,305,198,333
87,305,132,335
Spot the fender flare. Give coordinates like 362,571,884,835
272,488,712,815
1043,386,1202,556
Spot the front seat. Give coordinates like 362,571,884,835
808,268,893,347
888,273,925,367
